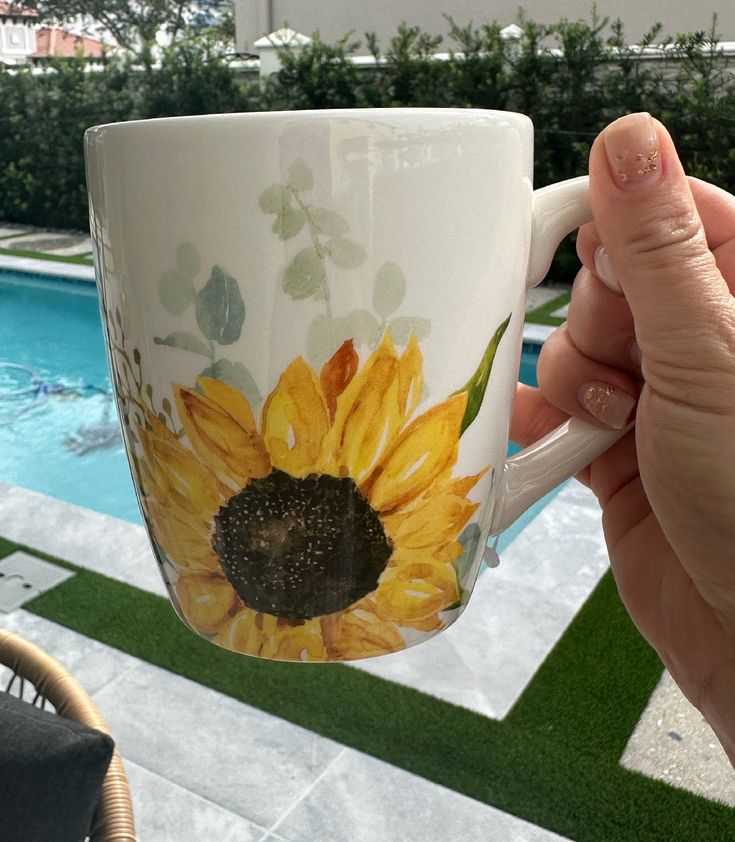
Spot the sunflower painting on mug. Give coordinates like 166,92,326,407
129,325,511,662
103,158,511,662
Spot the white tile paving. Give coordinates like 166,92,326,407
0,608,139,697
1,231,92,257
0,482,165,597
124,760,268,842
272,749,572,842
621,671,735,807
91,660,345,830
0,253,96,281
525,286,566,312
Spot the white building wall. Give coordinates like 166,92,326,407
235,0,735,51
0,19,36,65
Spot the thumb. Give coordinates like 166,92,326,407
589,112,735,410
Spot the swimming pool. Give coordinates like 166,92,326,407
0,269,556,543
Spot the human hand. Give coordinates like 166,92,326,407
511,113,735,764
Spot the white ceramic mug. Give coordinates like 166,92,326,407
85,108,625,663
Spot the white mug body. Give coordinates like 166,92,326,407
85,108,535,662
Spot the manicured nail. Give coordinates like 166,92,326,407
578,382,636,429
604,113,662,191
628,339,643,370
593,245,622,294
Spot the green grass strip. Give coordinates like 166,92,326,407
1,536,732,840
525,291,570,326
0,246,94,266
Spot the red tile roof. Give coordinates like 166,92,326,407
31,27,106,58
0,2,38,17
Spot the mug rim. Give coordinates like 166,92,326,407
84,107,533,141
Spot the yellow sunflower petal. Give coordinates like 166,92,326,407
382,494,479,549
213,607,264,656
397,333,423,421
364,393,467,512
175,383,271,489
260,618,327,662
320,339,358,421
391,540,464,566
214,610,326,661
322,609,405,660
373,558,460,629
197,376,257,430
138,421,222,518
327,332,403,481
261,357,330,477
176,572,240,634
147,499,219,573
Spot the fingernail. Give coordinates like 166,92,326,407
628,340,643,369
593,245,622,294
578,382,636,429
604,113,662,191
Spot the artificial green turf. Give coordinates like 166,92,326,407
1,536,733,841
0,246,94,266
525,291,570,326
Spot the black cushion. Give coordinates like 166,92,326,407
0,691,114,842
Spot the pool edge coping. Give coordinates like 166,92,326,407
0,254,96,282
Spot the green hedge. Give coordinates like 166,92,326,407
1,13,733,279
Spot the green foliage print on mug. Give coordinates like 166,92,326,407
153,242,261,408
258,159,430,367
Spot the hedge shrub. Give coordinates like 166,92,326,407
0,12,733,279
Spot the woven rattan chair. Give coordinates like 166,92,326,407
0,628,137,842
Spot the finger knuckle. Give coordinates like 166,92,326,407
626,201,707,268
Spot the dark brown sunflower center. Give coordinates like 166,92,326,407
212,470,392,620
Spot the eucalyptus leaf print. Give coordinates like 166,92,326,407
258,160,431,361
373,262,406,319
153,246,259,410
195,265,245,345
325,237,366,270
154,332,211,358
159,270,195,315
283,248,327,299
200,359,261,407
176,241,201,277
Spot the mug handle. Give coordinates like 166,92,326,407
487,175,632,536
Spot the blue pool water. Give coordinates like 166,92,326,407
0,270,140,522
0,269,553,542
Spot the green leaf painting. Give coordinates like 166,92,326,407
159,269,195,315
326,236,366,270
283,248,327,299
258,184,290,214
154,331,211,358
195,265,245,345
287,159,314,191
373,262,406,318
272,206,306,240
200,359,261,407
455,314,512,436
175,241,201,277
309,207,348,237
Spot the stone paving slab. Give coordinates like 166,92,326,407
0,482,165,597
525,286,566,312
621,671,735,807
272,748,573,842
124,760,268,842
1,231,92,256
0,253,95,281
